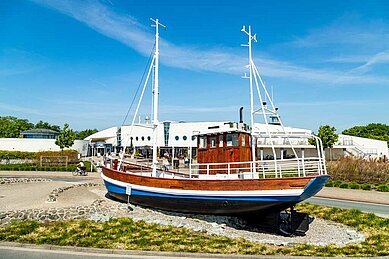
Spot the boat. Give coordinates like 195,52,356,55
101,19,329,219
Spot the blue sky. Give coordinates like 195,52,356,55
1,0,389,132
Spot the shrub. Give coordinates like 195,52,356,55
0,150,35,160
361,183,372,191
376,184,389,192
333,180,342,187
349,182,360,189
325,180,334,187
326,157,389,184
339,183,349,189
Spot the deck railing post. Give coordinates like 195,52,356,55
207,164,209,175
279,164,282,178
227,163,230,176
189,163,192,178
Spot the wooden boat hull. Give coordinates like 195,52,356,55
101,166,329,216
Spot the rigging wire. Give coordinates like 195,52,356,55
121,43,156,126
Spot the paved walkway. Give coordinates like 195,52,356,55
0,171,103,212
316,186,389,205
1,170,388,211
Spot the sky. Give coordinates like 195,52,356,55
1,0,389,132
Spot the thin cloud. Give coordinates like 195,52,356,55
0,103,47,116
291,14,389,50
348,50,389,74
0,49,47,76
32,0,389,84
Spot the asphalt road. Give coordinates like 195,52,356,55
305,196,389,218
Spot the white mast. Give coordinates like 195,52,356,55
241,25,300,176
150,18,166,176
241,25,257,171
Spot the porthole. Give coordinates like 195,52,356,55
147,136,151,141
141,136,145,141
175,136,179,140
183,136,187,141
135,137,139,141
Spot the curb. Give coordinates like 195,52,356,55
0,241,309,258
1,241,387,258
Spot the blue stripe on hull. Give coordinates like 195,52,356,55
103,180,307,203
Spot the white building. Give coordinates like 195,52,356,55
85,121,388,160
0,138,89,156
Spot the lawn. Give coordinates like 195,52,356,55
0,203,388,257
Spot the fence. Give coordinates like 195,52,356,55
40,156,69,167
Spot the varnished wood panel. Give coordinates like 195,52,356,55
102,166,317,191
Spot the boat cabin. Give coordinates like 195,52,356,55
196,123,252,174
197,130,252,164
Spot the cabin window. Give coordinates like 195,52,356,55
147,136,151,141
192,136,196,141
210,137,216,148
175,136,179,140
136,137,139,141
183,135,187,140
199,136,206,148
242,134,246,146
226,133,238,146
141,136,145,141
219,135,223,147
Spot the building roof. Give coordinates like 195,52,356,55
21,128,59,135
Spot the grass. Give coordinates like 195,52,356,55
0,204,388,257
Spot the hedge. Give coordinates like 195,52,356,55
0,150,79,163
0,161,94,172
0,150,35,160
325,179,389,192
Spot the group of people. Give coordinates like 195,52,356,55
161,152,190,171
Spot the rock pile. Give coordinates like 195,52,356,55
0,177,52,184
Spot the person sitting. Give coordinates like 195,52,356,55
77,161,86,171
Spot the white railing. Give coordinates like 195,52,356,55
114,156,326,180
189,157,326,179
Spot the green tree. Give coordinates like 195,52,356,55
317,125,339,149
34,120,60,132
55,123,76,151
0,116,34,138
75,128,98,140
343,123,389,147
309,125,339,160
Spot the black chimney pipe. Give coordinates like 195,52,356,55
239,107,244,123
